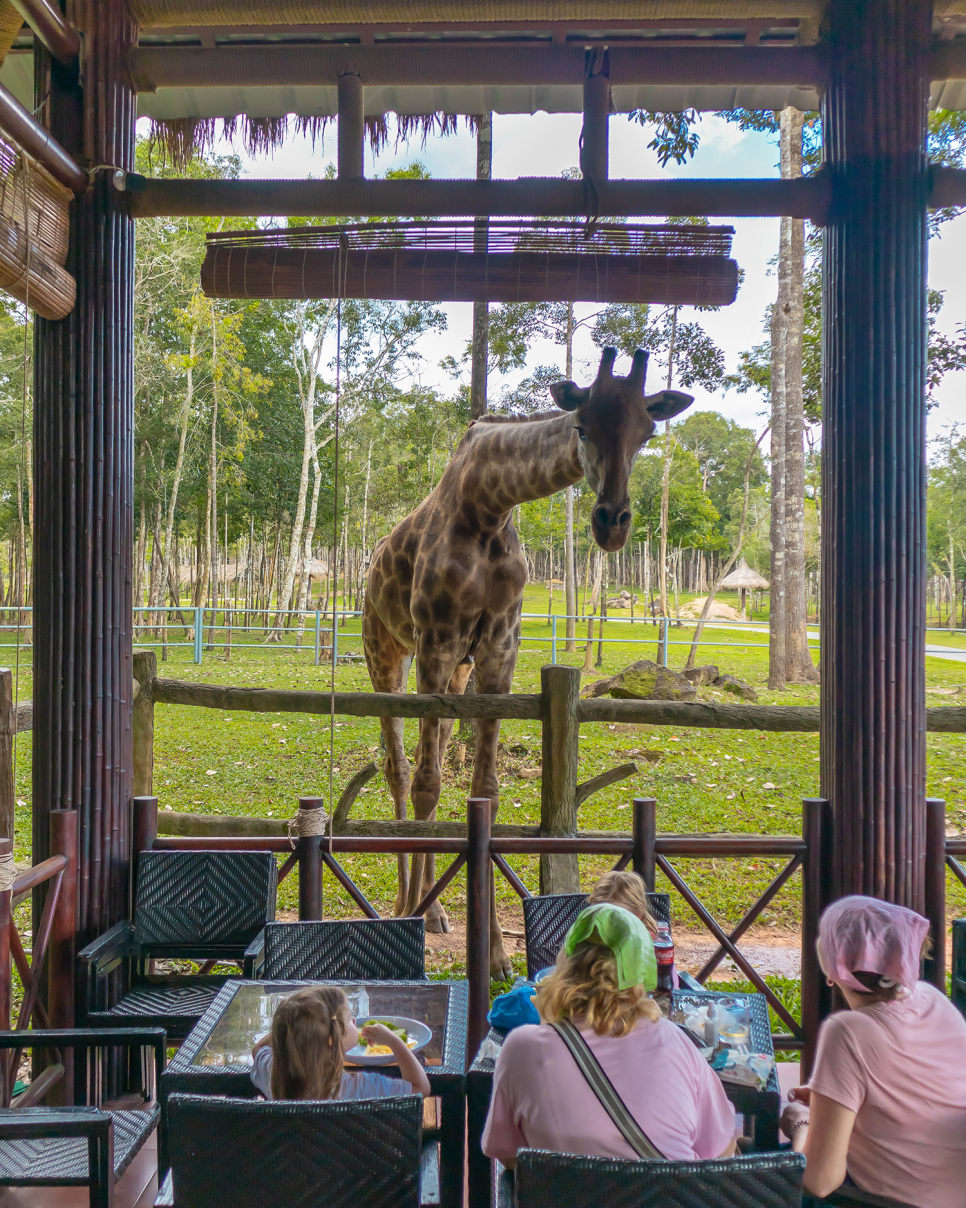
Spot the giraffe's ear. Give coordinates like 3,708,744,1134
551,380,591,411
645,389,694,421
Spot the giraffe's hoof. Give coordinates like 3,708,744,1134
424,901,450,934
489,946,512,982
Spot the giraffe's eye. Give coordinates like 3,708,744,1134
575,427,586,441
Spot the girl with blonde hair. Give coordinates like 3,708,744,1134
482,904,735,1167
588,869,660,936
250,985,431,1101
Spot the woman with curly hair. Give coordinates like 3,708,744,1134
481,903,735,1167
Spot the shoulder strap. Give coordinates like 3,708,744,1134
549,1019,666,1161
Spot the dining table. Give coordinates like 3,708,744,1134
466,985,782,1208
159,978,469,1208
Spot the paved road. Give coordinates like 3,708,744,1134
926,644,966,664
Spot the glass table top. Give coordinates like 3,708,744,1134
191,981,454,1070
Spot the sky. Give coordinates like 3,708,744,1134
146,109,966,458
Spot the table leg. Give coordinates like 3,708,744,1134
439,1082,466,1208
467,1073,492,1208
753,1094,781,1151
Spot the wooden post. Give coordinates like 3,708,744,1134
821,1,930,910
297,796,325,920
466,796,491,1063
132,650,156,798
580,56,609,183
47,809,76,1102
924,797,947,990
337,72,364,179
801,797,832,1079
0,670,13,842
539,665,580,895
632,798,656,891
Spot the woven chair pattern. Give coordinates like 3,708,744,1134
261,919,426,981
952,919,966,1017
0,1107,158,1183
103,978,221,1022
514,1148,805,1208
166,1092,422,1208
134,851,277,947
523,892,671,978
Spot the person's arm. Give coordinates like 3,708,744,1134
360,1023,431,1096
251,1032,271,1059
717,1138,738,1158
781,1090,857,1199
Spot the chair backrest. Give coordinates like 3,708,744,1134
166,1092,422,1208
522,892,671,978
262,918,426,981
952,919,966,1016
134,850,277,952
515,1148,805,1208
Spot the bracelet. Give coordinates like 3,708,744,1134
785,1116,809,1137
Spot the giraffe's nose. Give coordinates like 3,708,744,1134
594,505,632,529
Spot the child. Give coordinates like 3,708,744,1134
589,870,659,937
250,985,431,1100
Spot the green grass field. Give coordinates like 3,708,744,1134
7,585,966,935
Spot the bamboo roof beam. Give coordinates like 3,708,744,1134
0,80,86,192
10,0,80,67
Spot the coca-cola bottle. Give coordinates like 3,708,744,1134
654,923,676,993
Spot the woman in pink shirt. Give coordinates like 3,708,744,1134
781,895,966,1207
482,903,736,1166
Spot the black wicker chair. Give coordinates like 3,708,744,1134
500,1148,805,1208
78,850,278,1039
952,918,966,1017
247,918,426,981
155,1092,440,1208
821,1188,916,1207
522,892,673,978
0,1026,164,1208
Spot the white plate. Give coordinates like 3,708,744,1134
345,1015,432,1067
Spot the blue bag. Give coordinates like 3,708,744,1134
487,983,540,1030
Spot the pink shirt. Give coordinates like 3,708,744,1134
809,983,966,1208
481,1017,735,1165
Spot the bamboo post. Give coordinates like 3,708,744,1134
47,809,76,1101
539,665,580,895
924,797,947,990
297,796,325,920
0,669,13,842
632,798,657,891
466,796,491,1063
580,61,610,183
132,650,156,798
337,72,365,179
801,797,832,1078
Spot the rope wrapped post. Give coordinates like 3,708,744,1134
0,669,13,842
801,797,832,1079
295,796,327,920
132,650,156,798
337,72,364,180
47,809,75,1101
466,796,491,1063
539,664,580,895
925,797,947,990
632,798,657,891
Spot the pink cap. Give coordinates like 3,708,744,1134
816,895,930,994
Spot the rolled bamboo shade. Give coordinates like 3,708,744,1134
202,221,738,307
0,132,75,320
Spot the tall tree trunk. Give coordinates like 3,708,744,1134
781,107,818,684
470,112,492,421
564,302,577,650
768,157,790,689
658,307,679,624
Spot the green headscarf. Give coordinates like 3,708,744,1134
564,903,658,991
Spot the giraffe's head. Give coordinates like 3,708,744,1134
550,346,694,552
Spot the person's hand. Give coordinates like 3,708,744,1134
789,1085,811,1106
780,1099,810,1151
361,1023,407,1050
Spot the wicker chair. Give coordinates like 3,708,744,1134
156,1092,439,1208
0,1026,164,1207
499,1148,805,1208
821,1187,916,1207
952,919,966,1017
248,918,427,981
79,850,278,1039
522,892,672,978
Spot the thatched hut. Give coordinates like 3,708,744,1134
719,559,769,620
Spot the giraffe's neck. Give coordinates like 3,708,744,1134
441,411,582,532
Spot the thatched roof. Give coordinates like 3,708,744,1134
719,558,769,590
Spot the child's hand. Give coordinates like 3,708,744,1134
361,1023,404,1049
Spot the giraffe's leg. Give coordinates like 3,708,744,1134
472,641,518,981
363,605,413,916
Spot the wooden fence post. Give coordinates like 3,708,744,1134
925,797,947,990
0,670,13,842
539,664,580,895
133,650,156,798
297,797,326,921
801,797,832,1079
632,798,657,891
466,796,491,1063
48,810,76,1102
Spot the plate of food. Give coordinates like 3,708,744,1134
345,1015,432,1067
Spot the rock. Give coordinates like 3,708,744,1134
604,591,639,609
517,766,542,780
714,673,758,702
584,658,697,702
683,664,719,686
678,597,741,621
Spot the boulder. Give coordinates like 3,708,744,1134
683,664,719,687
581,659,697,702
714,673,758,702
605,590,639,609
678,597,741,621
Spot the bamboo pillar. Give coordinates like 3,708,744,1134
820,0,929,911
32,1,137,949
337,72,364,180
466,796,491,1063
580,53,609,184
47,808,76,1103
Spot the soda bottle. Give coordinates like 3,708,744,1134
654,923,676,993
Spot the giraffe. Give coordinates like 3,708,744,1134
363,346,694,976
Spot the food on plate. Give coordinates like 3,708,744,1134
358,1019,417,1052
